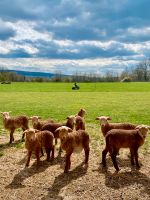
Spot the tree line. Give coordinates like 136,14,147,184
0,59,150,82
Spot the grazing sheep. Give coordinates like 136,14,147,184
102,125,149,171
24,128,54,167
77,108,87,118
96,116,136,137
29,116,54,130
55,126,90,173
1,111,29,143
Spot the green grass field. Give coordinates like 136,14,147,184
1,82,150,151
1,82,150,92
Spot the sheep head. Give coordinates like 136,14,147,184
77,108,87,117
95,116,112,127
1,111,11,119
136,125,149,139
55,126,72,140
29,116,41,124
66,115,76,129
24,128,39,143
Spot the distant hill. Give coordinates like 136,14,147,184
1,70,56,78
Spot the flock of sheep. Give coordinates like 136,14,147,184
0,109,149,173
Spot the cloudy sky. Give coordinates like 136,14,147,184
0,0,150,75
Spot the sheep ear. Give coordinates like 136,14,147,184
66,115,75,119
68,128,73,132
95,117,100,120
23,130,28,135
106,117,111,120
146,126,150,129
135,125,141,129
34,129,39,133
55,127,61,133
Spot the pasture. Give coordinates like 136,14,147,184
0,82,150,199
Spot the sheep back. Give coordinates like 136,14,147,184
25,130,54,150
101,123,136,137
61,130,89,152
106,129,145,151
41,123,62,138
4,115,29,130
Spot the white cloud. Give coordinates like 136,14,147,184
52,17,77,27
127,27,150,37
0,57,139,75
0,40,38,55
6,20,53,42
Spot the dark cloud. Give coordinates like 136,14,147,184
0,50,31,58
0,27,15,40
0,19,16,40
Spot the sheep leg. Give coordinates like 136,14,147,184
21,132,25,140
58,146,62,155
26,150,32,167
130,148,135,166
51,145,54,160
35,149,40,165
102,147,108,167
55,138,57,145
84,147,90,164
22,125,29,139
45,148,50,161
41,148,44,156
111,153,119,171
9,129,15,144
64,151,72,173
134,150,140,169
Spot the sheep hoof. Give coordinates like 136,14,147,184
115,169,120,173
64,168,69,173
136,166,141,170
102,162,106,167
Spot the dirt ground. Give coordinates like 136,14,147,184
0,133,150,200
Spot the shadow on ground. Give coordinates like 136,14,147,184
42,162,88,200
97,163,150,197
0,139,23,152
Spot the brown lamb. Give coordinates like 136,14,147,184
96,116,136,137
75,108,86,130
41,115,75,141
102,125,149,171
77,108,87,117
55,126,90,173
24,128,54,167
29,115,54,130
1,111,29,143
75,115,85,130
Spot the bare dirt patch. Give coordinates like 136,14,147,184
0,133,150,200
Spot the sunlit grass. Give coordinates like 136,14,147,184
0,82,150,152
